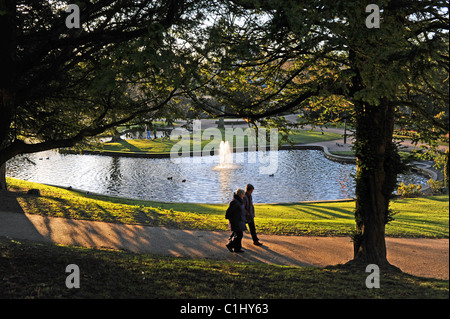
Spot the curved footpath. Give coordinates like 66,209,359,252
0,210,448,280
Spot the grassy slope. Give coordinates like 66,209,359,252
93,129,343,154
6,178,449,238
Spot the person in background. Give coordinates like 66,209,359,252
243,184,263,246
145,124,151,139
225,188,247,253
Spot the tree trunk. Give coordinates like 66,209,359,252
0,0,17,191
0,162,6,190
351,99,402,268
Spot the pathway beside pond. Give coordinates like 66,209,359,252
1,210,448,280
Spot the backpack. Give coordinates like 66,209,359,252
225,199,234,219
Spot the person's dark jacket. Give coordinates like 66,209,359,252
243,192,255,223
226,194,247,232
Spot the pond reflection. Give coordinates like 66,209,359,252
6,150,428,204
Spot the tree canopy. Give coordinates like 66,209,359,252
0,0,208,167
188,1,448,131
0,0,448,266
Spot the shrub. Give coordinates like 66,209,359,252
397,182,422,198
427,179,444,193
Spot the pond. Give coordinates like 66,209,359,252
6,149,428,204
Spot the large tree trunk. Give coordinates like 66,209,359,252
0,163,6,190
0,0,17,190
351,98,402,268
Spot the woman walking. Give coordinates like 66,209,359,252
225,188,247,253
243,184,263,246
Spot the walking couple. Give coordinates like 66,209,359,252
225,184,263,253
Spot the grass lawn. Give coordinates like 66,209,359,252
0,237,447,299
2,178,449,299
6,178,449,238
286,129,343,144
92,129,343,155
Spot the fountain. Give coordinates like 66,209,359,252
216,140,238,169
218,141,232,167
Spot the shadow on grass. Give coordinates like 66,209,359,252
0,189,27,214
425,195,450,203
299,203,355,220
1,237,448,299
110,139,144,152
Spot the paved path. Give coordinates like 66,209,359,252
0,211,448,280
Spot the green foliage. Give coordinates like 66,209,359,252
349,227,363,247
0,0,210,167
427,179,445,194
397,183,422,198
445,149,449,187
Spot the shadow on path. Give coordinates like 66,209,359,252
0,206,448,280
0,190,48,243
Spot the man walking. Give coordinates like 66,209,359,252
243,184,263,246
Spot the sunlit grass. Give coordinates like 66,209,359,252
6,178,448,238
92,129,343,154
